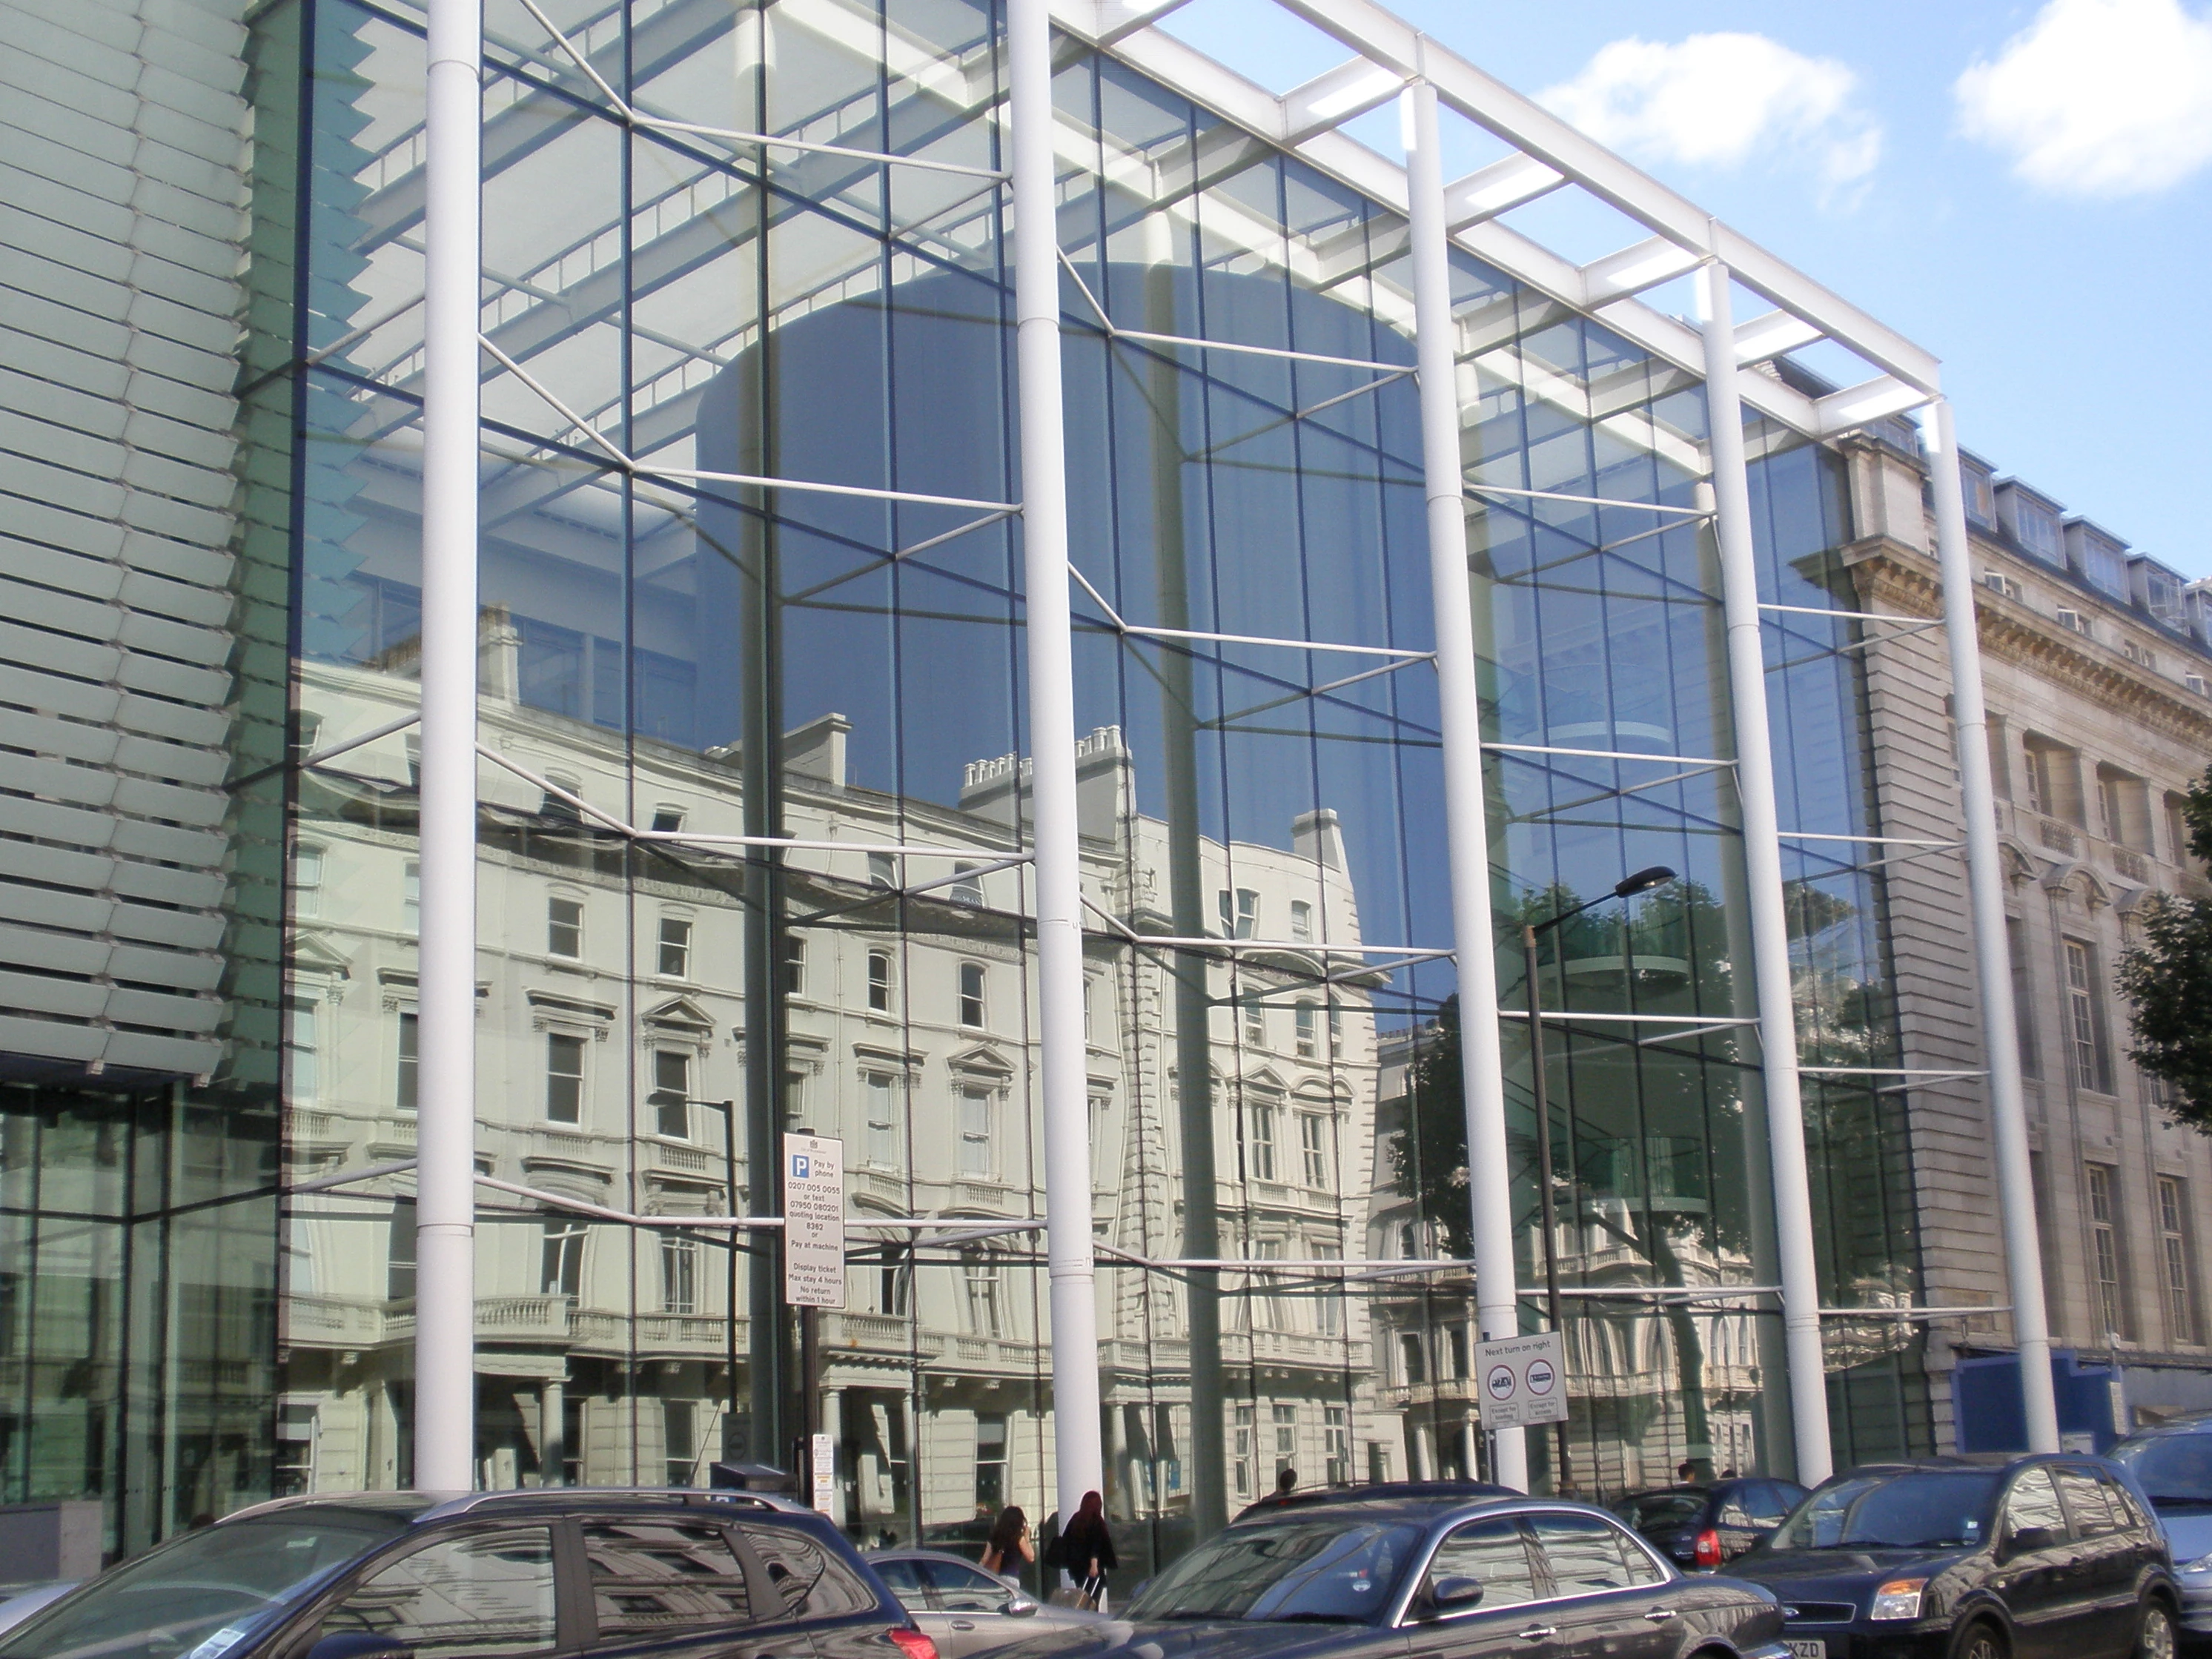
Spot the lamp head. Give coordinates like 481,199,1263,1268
1613,865,1676,899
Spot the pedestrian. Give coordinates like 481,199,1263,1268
1058,1490,1116,1612
1275,1467,1297,1497
981,1505,1033,1577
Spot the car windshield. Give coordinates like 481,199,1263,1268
1125,1519,1423,1625
2112,1435,2212,1509
0,1509,418,1659
1617,1494,1704,1528
1765,1472,2001,1552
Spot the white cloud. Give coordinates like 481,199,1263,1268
1539,33,1883,200
1955,0,2212,196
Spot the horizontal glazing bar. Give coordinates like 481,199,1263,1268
1115,931,1452,958
285,1158,419,1193
477,1175,780,1228
1780,831,1962,846
1758,603,1933,623
1818,1305,2008,1319
1499,1010,1760,1025
1467,482,1714,517
481,747,1022,860
1486,741,1735,767
1798,1066,1987,1077
1105,324,1410,373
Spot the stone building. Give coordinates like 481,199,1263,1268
1843,430,2212,1446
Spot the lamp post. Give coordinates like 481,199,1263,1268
1522,864,1675,1494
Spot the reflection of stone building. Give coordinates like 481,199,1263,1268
282,650,1385,1534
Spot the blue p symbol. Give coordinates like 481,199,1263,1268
791,1154,809,1179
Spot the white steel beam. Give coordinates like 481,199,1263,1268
414,0,481,1496
1734,308,1823,366
1444,153,1566,229
1280,56,1403,144
1580,235,1703,307
1010,0,1107,1521
1815,374,1928,437
1404,79,1526,1493
1924,397,2061,1453
1701,262,1835,1486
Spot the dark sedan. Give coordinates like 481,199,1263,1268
981,1489,1789,1659
1617,1480,1809,1571
1726,1454,2177,1659
0,1489,936,1659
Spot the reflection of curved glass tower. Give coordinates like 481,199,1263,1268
220,0,1934,1567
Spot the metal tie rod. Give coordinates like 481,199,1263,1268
1466,483,1714,517
481,334,1019,514
1483,741,1735,768
510,0,1005,179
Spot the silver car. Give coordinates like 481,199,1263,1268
867,1550,1108,1659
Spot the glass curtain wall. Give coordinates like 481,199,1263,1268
236,0,1929,1564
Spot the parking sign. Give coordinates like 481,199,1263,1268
781,1133,845,1308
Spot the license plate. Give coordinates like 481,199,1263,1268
1784,1643,1827,1659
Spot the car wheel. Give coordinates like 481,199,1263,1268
2137,1598,2178,1659
1951,1621,2006,1659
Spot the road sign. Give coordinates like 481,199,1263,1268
781,1133,845,1308
809,1431,837,1515
1474,1331,1567,1428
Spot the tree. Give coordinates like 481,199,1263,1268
2119,764,2212,1131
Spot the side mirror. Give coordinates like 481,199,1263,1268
2005,1525,2062,1557
308,1635,414,1659
1430,1576,1486,1613
1004,1597,1039,1617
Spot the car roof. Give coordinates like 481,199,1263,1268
868,1549,999,1569
1233,1480,1517,1522
1824,1453,2117,1483
1231,1488,1630,1533
2121,1414,2212,1438
225,1488,816,1527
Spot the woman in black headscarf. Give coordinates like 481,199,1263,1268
1057,1490,1116,1610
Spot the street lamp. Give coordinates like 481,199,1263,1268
1521,864,1675,1494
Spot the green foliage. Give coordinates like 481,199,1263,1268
2119,765,2212,1133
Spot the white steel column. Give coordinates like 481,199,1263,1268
1700,262,1833,1486
1924,397,2059,1452
1403,80,1526,1494
1008,0,1105,1517
414,0,482,1491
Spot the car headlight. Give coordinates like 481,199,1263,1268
1870,1580,1927,1621
2179,1552,2212,1575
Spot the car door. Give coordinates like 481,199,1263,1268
1990,1466,2083,1659
1523,1512,1678,1659
1400,1516,1560,1659
734,1522,891,1659
572,1517,803,1659
2050,1467,2136,1658
1709,1490,1761,1566
915,1560,1029,1658
303,1523,566,1659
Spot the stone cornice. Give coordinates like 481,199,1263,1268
1843,540,2212,749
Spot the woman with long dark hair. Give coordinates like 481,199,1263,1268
980,1505,1032,1577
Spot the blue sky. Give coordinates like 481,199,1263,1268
1156,0,2212,579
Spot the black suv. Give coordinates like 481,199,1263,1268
0,1489,933,1659
1615,1480,1809,1570
1726,1454,2178,1659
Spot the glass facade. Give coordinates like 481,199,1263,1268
205,0,1929,1568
